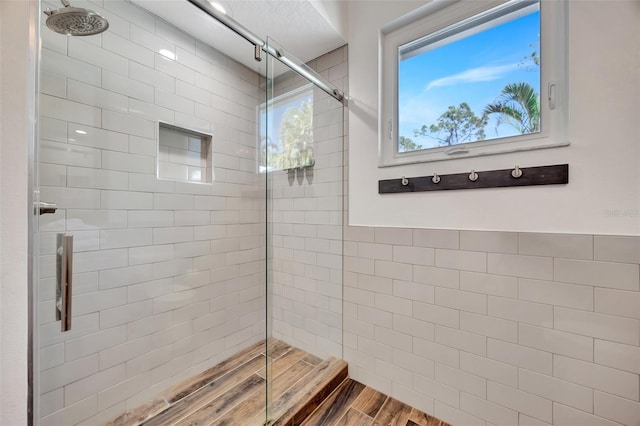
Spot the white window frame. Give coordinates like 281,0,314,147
379,0,569,167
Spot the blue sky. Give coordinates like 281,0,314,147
398,10,540,150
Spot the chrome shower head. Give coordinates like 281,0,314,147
44,0,109,36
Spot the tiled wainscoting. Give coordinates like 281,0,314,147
342,228,640,426
38,1,266,424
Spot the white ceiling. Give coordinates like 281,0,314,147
131,0,347,75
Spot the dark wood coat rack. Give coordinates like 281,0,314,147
378,164,568,194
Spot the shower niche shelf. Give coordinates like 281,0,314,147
157,122,213,184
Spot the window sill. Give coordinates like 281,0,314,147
379,139,570,168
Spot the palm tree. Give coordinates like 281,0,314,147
484,82,540,135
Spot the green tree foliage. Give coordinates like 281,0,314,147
518,45,540,71
398,136,423,152
414,102,487,146
277,100,314,169
483,82,540,134
262,100,314,170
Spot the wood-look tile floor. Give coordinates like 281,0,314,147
301,379,451,426
107,339,449,426
107,339,346,426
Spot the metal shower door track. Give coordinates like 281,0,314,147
186,0,345,103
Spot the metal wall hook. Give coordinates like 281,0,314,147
511,165,523,178
401,176,409,186
432,173,441,184
468,170,478,182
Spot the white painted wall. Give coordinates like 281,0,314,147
347,0,640,236
0,0,32,424
309,0,349,41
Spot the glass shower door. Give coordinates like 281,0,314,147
263,36,274,426
35,0,269,424
263,36,345,425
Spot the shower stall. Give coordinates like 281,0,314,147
33,0,346,423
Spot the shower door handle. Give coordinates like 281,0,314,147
56,233,73,332
38,201,57,215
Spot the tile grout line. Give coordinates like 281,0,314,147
370,395,390,423
349,406,374,422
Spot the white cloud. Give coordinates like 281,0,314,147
426,63,519,90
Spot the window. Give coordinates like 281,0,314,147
380,0,568,167
259,84,314,172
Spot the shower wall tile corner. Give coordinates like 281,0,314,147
343,226,640,426
38,1,265,424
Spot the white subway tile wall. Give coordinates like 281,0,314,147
269,46,347,360
39,1,267,424
345,228,640,426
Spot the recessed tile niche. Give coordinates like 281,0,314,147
157,122,213,184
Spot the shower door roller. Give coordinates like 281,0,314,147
56,233,73,332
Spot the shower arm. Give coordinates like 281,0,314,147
186,0,345,103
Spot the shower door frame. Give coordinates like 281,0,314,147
29,0,42,423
